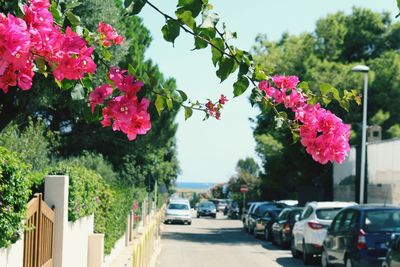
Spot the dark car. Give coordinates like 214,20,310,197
382,234,400,267
271,207,303,247
248,203,283,239
322,205,400,267
196,201,217,218
226,201,240,219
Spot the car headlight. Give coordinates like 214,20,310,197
212,209,216,212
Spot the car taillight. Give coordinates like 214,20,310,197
283,223,291,234
357,229,368,250
307,221,324,230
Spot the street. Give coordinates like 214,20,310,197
155,213,320,267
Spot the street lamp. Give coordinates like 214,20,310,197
352,64,369,204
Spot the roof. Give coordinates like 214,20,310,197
307,201,357,208
346,204,400,210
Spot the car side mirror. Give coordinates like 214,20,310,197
294,214,300,222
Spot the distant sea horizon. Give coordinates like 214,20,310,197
176,182,216,190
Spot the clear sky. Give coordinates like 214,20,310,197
140,1,397,183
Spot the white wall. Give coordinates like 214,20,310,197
0,238,23,267
63,215,94,267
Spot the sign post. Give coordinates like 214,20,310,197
240,185,249,214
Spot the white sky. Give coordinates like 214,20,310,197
140,0,397,183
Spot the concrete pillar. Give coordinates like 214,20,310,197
44,175,69,267
88,234,104,267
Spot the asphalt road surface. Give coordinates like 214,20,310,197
155,212,320,267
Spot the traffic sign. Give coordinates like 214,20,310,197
240,185,248,193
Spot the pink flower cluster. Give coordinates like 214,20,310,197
89,67,151,141
205,94,228,120
259,75,350,164
0,0,97,93
98,22,124,47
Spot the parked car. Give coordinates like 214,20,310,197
243,202,261,231
226,201,240,219
250,205,283,240
277,200,299,207
382,233,400,267
292,201,356,265
196,201,217,218
216,199,228,212
321,205,400,267
164,199,192,225
271,207,303,247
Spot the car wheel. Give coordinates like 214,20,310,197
197,214,200,218
188,221,192,225
321,248,331,267
345,257,353,267
382,261,389,267
212,214,216,219
253,227,258,238
291,238,300,258
302,242,313,265
264,228,270,241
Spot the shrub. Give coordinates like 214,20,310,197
48,162,105,222
0,147,31,248
102,184,146,254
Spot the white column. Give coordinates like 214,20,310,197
88,234,104,267
44,175,69,267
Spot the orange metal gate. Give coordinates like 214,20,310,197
23,193,55,267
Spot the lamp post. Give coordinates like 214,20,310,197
352,65,369,204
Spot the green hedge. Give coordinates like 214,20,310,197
0,147,31,248
48,162,106,222
101,185,146,255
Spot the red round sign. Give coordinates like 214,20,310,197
240,186,248,193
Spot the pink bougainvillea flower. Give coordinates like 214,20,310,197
271,75,300,89
219,94,228,105
89,84,113,112
98,22,124,47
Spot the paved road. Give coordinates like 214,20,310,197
155,213,320,267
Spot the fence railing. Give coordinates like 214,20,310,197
132,205,165,267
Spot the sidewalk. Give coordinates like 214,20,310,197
109,243,135,267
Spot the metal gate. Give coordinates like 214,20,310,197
23,193,55,267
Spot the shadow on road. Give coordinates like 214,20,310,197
162,226,262,245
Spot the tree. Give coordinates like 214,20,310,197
252,8,400,200
228,158,261,207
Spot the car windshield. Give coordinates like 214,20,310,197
219,200,227,205
168,203,189,210
364,209,400,232
316,208,342,220
199,202,215,208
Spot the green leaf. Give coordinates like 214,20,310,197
339,100,350,111
253,66,268,81
66,2,82,10
216,57,236,82
298,81,310,93
161,20,181,44
124,0,134,8
184,107,193,120
129,0,146,15
155,95,165,116
176,10,196,30
177,90,188,101
292,131,300,144
233,76,250,97
211,38,224,66
55,78,62,88
71,83,85,100
65,11,81,26
128,64,136,76
320,83,340,103
396,0,400,18
50,4,62,25
102,47,112,61
35,58,46,74
166,98,173,110
177,0,203,18
82,77,93,91
193,27,215,50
